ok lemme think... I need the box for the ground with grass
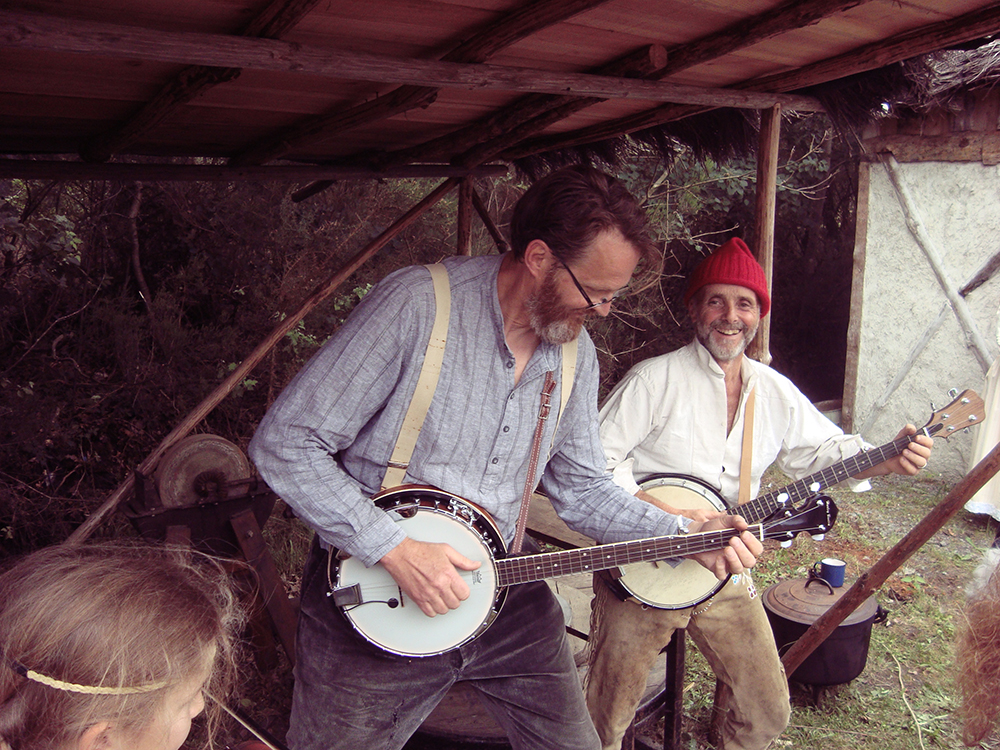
[220,470,999,750]
[651,470,998,750]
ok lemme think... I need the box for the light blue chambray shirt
[248,254,683,567]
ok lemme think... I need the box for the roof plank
[230,0,613,166]
[507,2,1000,157]
[80,0,323,162]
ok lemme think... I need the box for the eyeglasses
[558,260,629,310]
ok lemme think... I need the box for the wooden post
[457,177,474,255]
[781,440,1000,675]
[748,104,780,366]
[64,177,461,544]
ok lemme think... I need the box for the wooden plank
[472,187,509,253]
[752,3,1000,94]
[0,159,508,181]
[652,0,872,80]
[230,508,298,665]
[862,133,1000,164]
[457,177,473,256]
[0,11,825,111]
[842,159,870,434]
[380,44,667,169]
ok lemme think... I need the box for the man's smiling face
[689,283,760,363]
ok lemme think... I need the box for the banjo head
[616,474,730,610]
[336,486,507,657]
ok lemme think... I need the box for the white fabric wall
[850,160,1000,482]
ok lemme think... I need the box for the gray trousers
[288,538,600,750]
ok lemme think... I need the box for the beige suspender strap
[738,386,756,505]
[550,337,578,451]
[381,264,450,490]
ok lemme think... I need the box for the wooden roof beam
[0,160,509,182]
[0,11,823,111]
[506,2,1000,158]
[79,0,322,163]
[228,0,613,167]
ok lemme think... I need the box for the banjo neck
[496,527,753,588]
[738,427,937,525]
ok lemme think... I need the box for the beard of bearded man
[695,316,759,363]
[527,266,591,345]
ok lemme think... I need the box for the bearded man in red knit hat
[585,237,934,750]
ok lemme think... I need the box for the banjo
[613,389,984,610]
[331,484,837,657]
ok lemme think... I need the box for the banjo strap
[510,371,556,554]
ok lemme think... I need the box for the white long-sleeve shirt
[599,339,870,504]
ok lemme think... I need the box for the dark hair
[508,165,659,268]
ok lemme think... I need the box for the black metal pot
[762,575,885,686]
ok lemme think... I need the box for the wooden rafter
[79,0,322,163]
[228,0,612,166]
[506,2,1000,158]
[0,11,823,111]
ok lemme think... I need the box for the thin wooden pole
[780,440,1000,675]
[472,187,509,253]
[457,177,474,256]
[748,103,780,366]
[882,154,993,371]
[65,177,461,544]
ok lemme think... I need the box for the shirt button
[506,360,514,369]
[491,457,499,464]
[503,426,510,433]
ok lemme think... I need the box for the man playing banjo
[587,237,934,750]
[249,167,762,750]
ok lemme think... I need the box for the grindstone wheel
[154,434,252,509]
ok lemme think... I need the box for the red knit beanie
[683,237,771,316]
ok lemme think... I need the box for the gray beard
[695,319,758,362]
[526,270,586,345]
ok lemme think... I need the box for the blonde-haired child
[0,542,243,750]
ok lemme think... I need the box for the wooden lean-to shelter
[5,4,1000,748]
[3,0,999,538]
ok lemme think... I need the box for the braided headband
[12,662,167,696]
